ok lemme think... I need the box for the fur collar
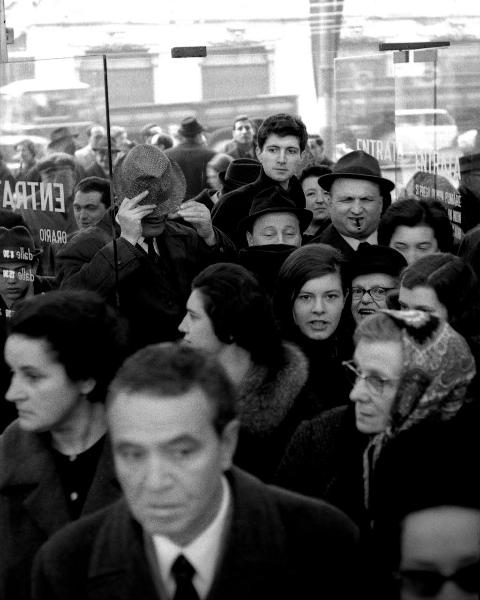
[236,342,309,433]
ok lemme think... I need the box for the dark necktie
[146,237,157,259]
[171,554,200,600]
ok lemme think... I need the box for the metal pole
[0,0,8,63]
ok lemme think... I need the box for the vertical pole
[0,0,8,63]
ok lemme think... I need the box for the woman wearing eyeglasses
[350,243,407,324]
[275,309,475,534]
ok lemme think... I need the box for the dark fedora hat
[37,152,76,173]
[218,158,261,193]
[238,187,312,234]
[47,126,78,149]
[350,242,407,279]
[0,226,41,263]
[178,116,204,137]
[318,150,395,192]
[112,144,186,217]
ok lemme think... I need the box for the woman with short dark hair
[0,290,128,600]
[378,198,454,265]
[178,262,317,482]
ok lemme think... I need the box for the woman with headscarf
[275,310,476,530]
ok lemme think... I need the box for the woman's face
[293,273,346,341]
[389,225,439,265]
[349,340,404,435]
[399,506,480,600]
[4,334,93,433]
[178,289,224,354]
[398,285,449,322]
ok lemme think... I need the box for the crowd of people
[0,111,479,599]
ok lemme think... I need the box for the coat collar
[83,469,290,599]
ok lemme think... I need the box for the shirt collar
[340,230,378,250]
[152,476,231,598]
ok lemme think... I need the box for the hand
[173,200,216,246]
[117,191,157,246]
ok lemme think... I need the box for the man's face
[109,388,238,546]
[141,213,167,238]
[73,190,108,229]
[41,166,76,200]
[351,273,397,324]
[89,126,105,148]
[17,144,35,165]
[0,261,36,305]
[232,119,254,145]
[246,212,302,247]
[94,148,114,173]
[256,134,303,189]
[301,175,329,224]
[328,178,383,239]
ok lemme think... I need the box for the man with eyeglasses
[349,243,407,324]
[310,150,395,260]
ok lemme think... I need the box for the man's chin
[142,220,166,237]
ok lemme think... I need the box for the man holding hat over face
[57,144,235,350]
[165,116,216,200]
[310,150,394,260]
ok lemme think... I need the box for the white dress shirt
[340,230,378,250]
[152,477,231,599]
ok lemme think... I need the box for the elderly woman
[0,290,127,600]
[178,262,318,482]
[275,309,476,530]
[274,243,354,411]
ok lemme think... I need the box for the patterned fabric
[363,309,476,512]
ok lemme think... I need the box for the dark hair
[378,197,454,252]
[299,165,333,183]
[152,133,174,150]
[192,263,285,371]
[9,290,128,402]
[275,244,350,338]
[14,139,36,157]
[74,176,111,208]
[0,209,28,229]
[108,342,236,435]
[400,252,480,336]
[256,113,308,152]
[232,115,252,130]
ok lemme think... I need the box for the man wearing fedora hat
[237,187,312,296]
[57,144,235,350]
[165,116,217,200]
[212,113,308,249]
[85,135,121,179]
[309,150,394,260]
[47,127,79,156]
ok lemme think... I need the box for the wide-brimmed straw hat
[113,144,186,217]
[318,150,395,192]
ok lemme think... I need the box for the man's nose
[277,149,287,163]
[5,374,25,404]
[350,198,363,214]
[144,454,175,490]
[349,377,369,403]
[178,315,188,334]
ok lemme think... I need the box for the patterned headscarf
[363,309,476,512]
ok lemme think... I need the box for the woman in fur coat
[178,262,319,482]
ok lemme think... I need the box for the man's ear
[246,231,254,246]
[219,418,240,471]
[255,145,262,160]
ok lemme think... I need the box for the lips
[308,320,329,330]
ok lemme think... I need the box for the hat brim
[238,206,312,235]
[318,172,395,192]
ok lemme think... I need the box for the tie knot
[171,554,195,581]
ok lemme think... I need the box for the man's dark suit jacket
[211,169,306,249]
[308,224,357,261]
[32,468,359,600]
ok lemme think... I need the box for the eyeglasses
[351,286,395,303]
[342,360,398,395]
[395,561,480,597]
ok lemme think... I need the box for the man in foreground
[32,343,359,600]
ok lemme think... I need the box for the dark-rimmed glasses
[351,286,395,303]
